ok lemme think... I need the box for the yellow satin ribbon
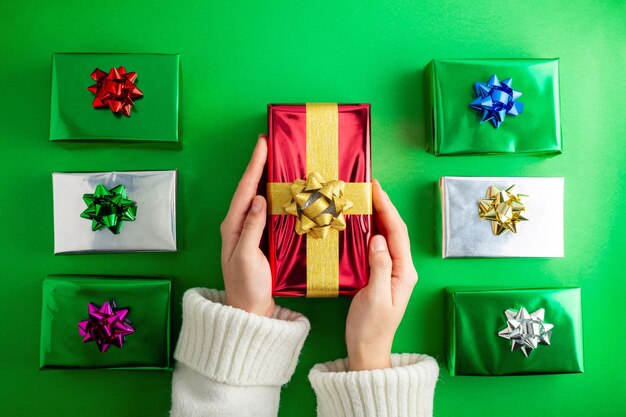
[268,103,372,297]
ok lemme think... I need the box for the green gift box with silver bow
[425,58,562,155]
[445,287,584,376]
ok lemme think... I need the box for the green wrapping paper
[446,287,583,376]
[40,276,171,370]
[426,59,562,155]
[49,53,180,142]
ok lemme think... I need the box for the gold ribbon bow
[268,103,372,297]
[285,172,352,239]
[478,184,529,235]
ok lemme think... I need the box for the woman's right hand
[345,179,418,371]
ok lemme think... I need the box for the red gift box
[266,103,372,297]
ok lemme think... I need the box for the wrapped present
[425,59,562,155]
[446,287,584,376]
[49,53,179,142]
[40,276,171,370]
[438,176,564,258]
[52,170,177,253]
[266,103,373,297]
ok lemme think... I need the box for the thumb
[236,195,267,253]
[367,235,392,295]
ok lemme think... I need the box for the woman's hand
[220,134,275,317]
[345,179,418,371]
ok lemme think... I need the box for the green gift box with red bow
[49,53,180,142]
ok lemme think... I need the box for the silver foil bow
[498,307,554,357]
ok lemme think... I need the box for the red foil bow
[88,67,143,117]
[78,300,135,352]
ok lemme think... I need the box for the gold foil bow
[268,103,372,297]
[284,172,353,239]
[478,184,529,235]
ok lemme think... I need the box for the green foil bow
[81,184,137,234]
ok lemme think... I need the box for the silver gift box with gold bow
[438,176,564,258]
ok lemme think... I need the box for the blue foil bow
[469,74,523,128]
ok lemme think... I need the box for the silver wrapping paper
[439,176,564,258]
[53,170,177,254]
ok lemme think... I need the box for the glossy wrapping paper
[53,170,177,253]
[266,104,372,297]
[49,53,180,141]
[426,58,562,155]
[40,276,171,370]
[438,176,564,258]
[446,287,584,376]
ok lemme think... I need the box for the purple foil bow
[469,74,523,128]
[78,300,135,352]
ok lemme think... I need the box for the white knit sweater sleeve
[170,288,310,417]
[308,354,439,417]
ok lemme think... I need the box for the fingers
[221,135,268,255]
[228,134,268,218]
[235,195,267,255]
[366,235,392,297]
[372,179,412,272]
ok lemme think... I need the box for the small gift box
[52,170,177,254]
[266,103,373,297]
[438,176,564,258]
[40,276,171,370]
[446,287,584,376]
[425,58,562,155]
[49,53,180,142]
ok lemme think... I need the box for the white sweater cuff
[308,353,439,417]
[174,288,310,387]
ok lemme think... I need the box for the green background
[1,0,624,416]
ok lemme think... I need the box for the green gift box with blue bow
[425,58,562,155]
